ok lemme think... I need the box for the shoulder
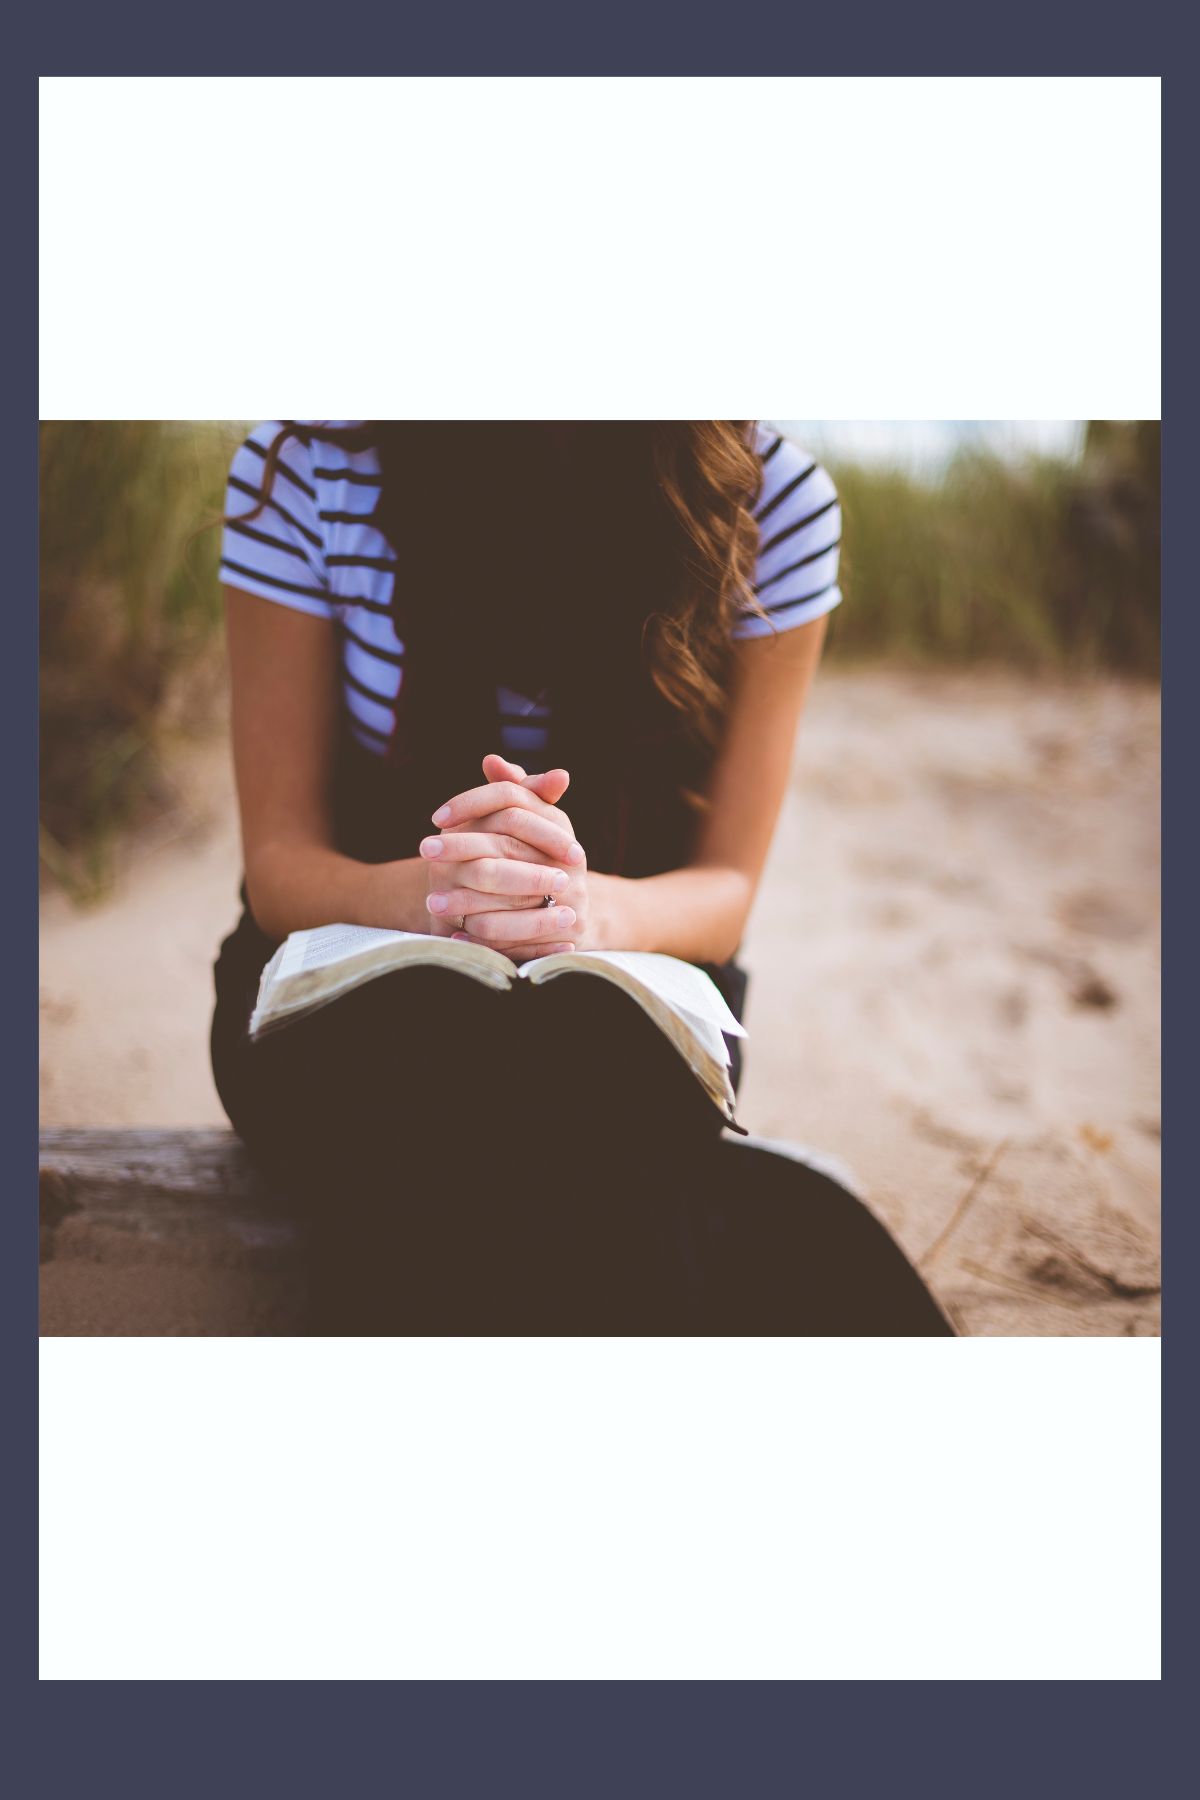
[229,421,384,497]
[300,421,382,484]
[732,427,843,640]
[221,424,332,614]
[228,421,320,507]
[751,425,839,539]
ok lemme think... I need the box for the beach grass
[824,424,1159,674]
[39,421,245,895]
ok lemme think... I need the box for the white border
[40,1338,1160,1680]
[39,76,1160,420]
[38,74,1162,1682]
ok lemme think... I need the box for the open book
[250,924,749,1130]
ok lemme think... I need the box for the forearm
[245,840,431,942]
[591,865,754,964]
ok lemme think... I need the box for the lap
[212,953,727,1331]
[213,951,722,1188]
[209,921,951,1335]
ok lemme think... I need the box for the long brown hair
[235,421,770,873]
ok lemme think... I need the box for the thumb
[482,751,527,783]
[482,751,570,807]
[522,767,570,805]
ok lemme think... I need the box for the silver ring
[541,893,556,908]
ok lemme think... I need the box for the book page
[276,924,434,982]
[520,950,747,1038]
[253,933,741,1123]
[252,926,517,1037]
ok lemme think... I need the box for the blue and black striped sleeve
[733,431,843,639]
[219,422,333,619]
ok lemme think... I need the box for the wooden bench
[40,1127,1162,1339]
[39,1126,879,1337]
[40,1129,308,1336]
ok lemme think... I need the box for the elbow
[710,927,748,966]
[709,869,755,964]
[244,875,287,944]
[243,844,296,943]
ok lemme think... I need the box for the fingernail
[549,870,568,892]
[420,836,443,857]
[567,843,585,865]
[557,907,576,928]
[427,893,448,914]
[432,805,451,825]
[451,931,470,941]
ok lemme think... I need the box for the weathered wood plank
[41,1126,274,1201]
[39,1129,307,1335]
[40,1128,297,1244]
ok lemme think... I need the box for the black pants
[212,925,953,1336]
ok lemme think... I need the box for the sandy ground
[40,669,1161,1336]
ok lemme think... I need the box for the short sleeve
[220,422,333,619]
[733,432,843,639]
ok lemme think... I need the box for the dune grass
[824,424,1160,673]
[39,420,1159,898]
[39,421,245,895]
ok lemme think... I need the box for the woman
[213,421,950,1335]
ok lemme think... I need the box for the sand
[39,669,1161,1336]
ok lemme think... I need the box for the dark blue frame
[16,8,1175,1777]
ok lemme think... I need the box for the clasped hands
[419,752,590,963]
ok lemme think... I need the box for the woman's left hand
[425,754,592,962]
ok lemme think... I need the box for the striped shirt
[220,421,842,762]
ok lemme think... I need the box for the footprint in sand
[1055,889,1149,942]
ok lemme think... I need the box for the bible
[250,924,749,1130]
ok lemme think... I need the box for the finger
[480,752,570,810]
[468,805,581,861]
[458,904,577,946]
[419,822,572,865]
[437,858,570,899]
[432,780,564,830]
[428,890,536,920]
[429,890,560,921]
[481,752,527,783]
[431,817,582,871]
[522,768,571,806]
[485,807,581,861]
[428,881,569,924]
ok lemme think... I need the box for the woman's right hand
[419,755,583,953]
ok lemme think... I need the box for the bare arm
[225,587,432,940]
[588,616,829,962]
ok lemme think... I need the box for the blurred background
[39,421,1161,1334]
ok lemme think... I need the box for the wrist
[245,844,431,940]
[355,856,431,933]
[588,871,637,952]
